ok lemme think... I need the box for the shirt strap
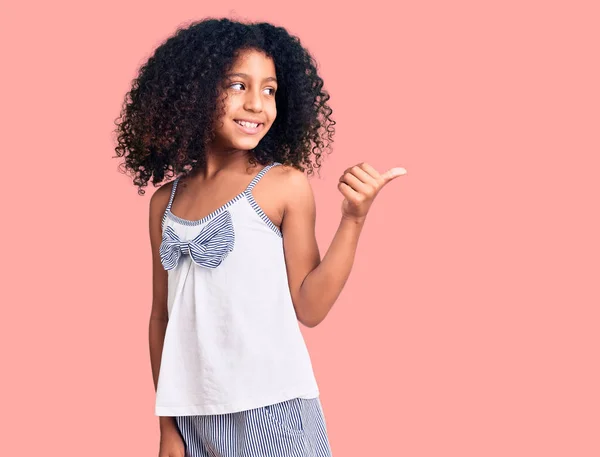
[245,162,281,192]
[161,177,181,229]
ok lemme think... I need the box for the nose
[243,88,263,112]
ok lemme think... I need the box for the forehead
[228,49,276,77]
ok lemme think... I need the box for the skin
[148,49,407,456]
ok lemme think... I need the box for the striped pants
[175,397,332,457]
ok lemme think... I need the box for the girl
[114,17,406,457]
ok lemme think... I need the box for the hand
[338,162,407,222]
[158,426,185,457]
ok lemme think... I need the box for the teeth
[236,120,259,128]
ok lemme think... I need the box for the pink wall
[2,1,599,455]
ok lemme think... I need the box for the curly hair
[113,17,335,195]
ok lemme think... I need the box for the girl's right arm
[148,184,179,435]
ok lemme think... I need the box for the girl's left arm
[281,163,406,328]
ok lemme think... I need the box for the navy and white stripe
[161,175,181,229]
[244,162,282,236]
[245,162,280,191]
[160,209,235,270]
[174,397,332,457]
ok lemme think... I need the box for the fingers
[357,162,383,182]
[337,181,360,201]
[341,163,406,193]
[340,165,380,199]
[339,171,371,195]
[339,162,405,200]
[351,162,406,186]
[343,165,378,186]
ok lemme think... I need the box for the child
[114,17,406,457]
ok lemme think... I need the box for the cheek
[214,101,236,129]
[268,102,277,122]
[223,98,237,117]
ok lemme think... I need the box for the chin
[231,137,262,150]
[231,129,268,147]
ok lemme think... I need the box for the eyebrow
[225,73,278,83]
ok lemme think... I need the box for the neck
[191,147,255,181]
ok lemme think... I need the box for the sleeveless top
[154,162,320,416]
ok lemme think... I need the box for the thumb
[381,167,407,183]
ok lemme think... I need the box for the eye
[229,82,276,96]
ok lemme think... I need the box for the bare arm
[281,163,406,328]
[148,184,178,433]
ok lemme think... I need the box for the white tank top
[155,162,320,416]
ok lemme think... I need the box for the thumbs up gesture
[338,162,407,222]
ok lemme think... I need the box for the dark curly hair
[113,17,335,195]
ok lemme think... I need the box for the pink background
[2,0,599,455]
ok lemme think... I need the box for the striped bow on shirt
[159,210,235,270]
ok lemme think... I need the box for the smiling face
[211,48,278,153]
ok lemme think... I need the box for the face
[212,48,278,152]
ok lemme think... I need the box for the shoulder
[269,164,313,200]
[149,178,177,217]
[271,165,314,213]
[148,179,177,248]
